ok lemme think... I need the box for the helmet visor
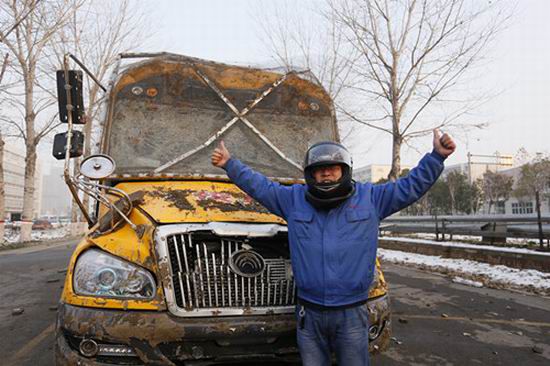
[305,143,352,168]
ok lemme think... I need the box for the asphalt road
[1,239,549,365]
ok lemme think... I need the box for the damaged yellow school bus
[53,53,391,365]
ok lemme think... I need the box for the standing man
[211,130,456,366]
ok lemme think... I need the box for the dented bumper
[55,303,299,365]
[55,294,390,365]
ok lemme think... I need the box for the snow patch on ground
[378,248,550,295]
[380,236,550,256]
[3,226,70,244]
[393,232,545,248]
[452,276,484,288]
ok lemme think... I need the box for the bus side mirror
[52,131,84,160]
[56,70,85,124]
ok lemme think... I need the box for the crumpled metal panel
[103,55,338,179]
[112,181,286,224]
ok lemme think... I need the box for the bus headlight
[73,249,156,299]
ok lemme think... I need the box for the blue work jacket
[223,151,445,306]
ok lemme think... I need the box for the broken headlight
[73,249,156,299]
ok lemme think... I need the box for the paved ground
[373,263,550,365]
[0,239,549,365]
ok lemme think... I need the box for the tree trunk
[0,134,5,244]
[448,187,456,215]
[535,191,543,250]
[388,57,401,182]
[21,142,37,241]
[388,133,402,181]
[70,159,81,223]
[20,76,37,242]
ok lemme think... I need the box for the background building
[492,165,550,215]
[3,143,42,220]
[443,152,549,215]
[40,164,71,217]
[443,152,514,183]
[354,164,413,183]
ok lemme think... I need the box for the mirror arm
[65,175,95,228]
[75,177,138,232]
[95,184,138,231]
[68,54,107,92]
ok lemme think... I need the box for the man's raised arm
[211,140,293,219]
[372,129,457,219]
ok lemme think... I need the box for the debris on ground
[452,277,484,288]
[11,308,24,316]
[391,337,403,345]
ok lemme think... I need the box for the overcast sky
[42,0,550,172]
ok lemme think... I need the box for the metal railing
[380,214,550,241]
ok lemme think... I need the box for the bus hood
[113,181,286,225]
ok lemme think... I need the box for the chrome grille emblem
[229,249,265,278]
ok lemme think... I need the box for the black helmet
[304,141,355,209]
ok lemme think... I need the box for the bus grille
[165,233,296,311]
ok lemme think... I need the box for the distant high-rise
[41,164,71,217]
[2,144,42,220]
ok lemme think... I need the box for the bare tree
[254,0,359,142]
[514,156,550,250]
[446,170,462,214]
[0,130,4,244]
[0,0,81,241]
[0,54,7,243]
[47,0,150,226]
[328,0,510,180]
[481,170,513,214]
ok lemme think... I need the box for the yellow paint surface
[61,208,165,310]
[113,180,286,224]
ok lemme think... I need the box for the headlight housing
[73,249,156,299]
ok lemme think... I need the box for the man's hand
[211,140,231,168]
[433,129,456,158]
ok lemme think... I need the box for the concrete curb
[0,235,83,256]
[379,238,550,273]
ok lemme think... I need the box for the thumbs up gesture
[433,129,456,158]
[211,140,231,168]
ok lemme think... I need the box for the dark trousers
[296,303,371,366]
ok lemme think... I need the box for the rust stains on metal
[91,190,147,238]
[195,190,270,214]
[366,297,392,354]
[157,257,173,292]
[61,306,186,348]
[147,186,194,211]
[145,185,271,214]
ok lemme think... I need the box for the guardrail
[380,214,550,242]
